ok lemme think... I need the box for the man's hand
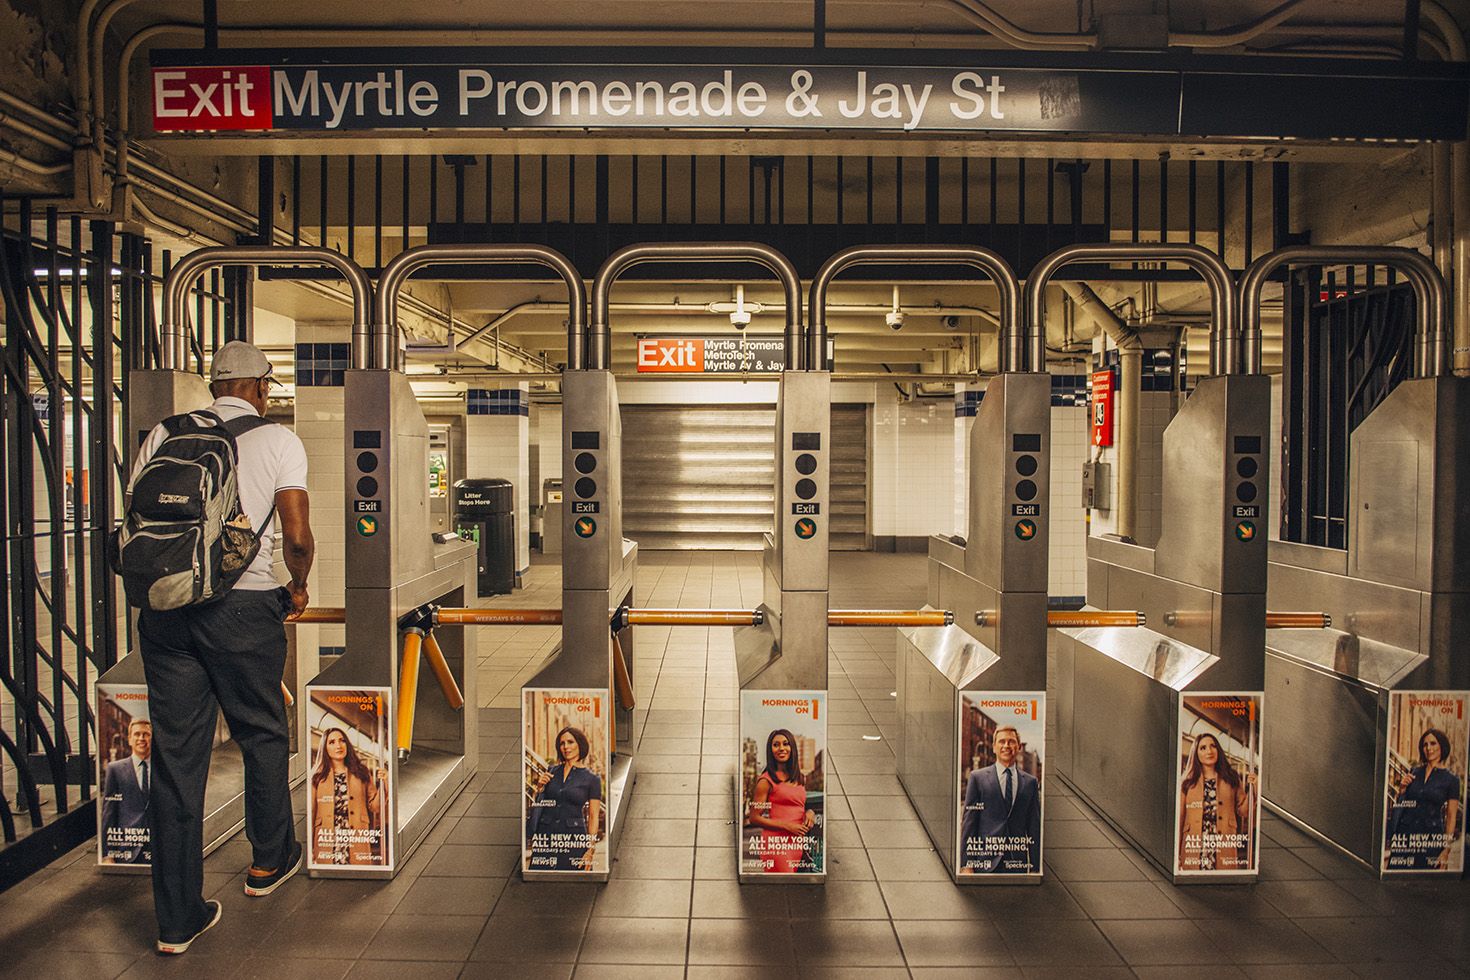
[286,580,310,621]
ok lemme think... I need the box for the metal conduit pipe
[1422,2,1470,375]
[1239,246,1449,378]
[809,245,1022,373]
[374,243,586,372]
[160,246,372,371]
[1025,243,1238,375]
[591,243,803,371]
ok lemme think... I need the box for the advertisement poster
[1175,692,1262,876]
[97,684,153,867]
[1382,691,1468,874]
[957,693,1044,875]
[523,688,611,875]
[306,687,393,871]
[739,691,826,876]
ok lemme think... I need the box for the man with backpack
[120,340,315,954]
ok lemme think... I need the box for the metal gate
[621,403,868,551]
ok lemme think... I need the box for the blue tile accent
[954,389,985,417]
[295,342,349,387]
[1048,595,1087,611]
[1050,373,1088,407]
[468,388,529,416]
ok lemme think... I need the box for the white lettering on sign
[636,339,703,372]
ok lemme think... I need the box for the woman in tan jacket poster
[311,727,387,866]
[1178,732,1256,871]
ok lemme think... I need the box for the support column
[293,326,350,660]
[466,385,531,583]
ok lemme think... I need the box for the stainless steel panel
[1266,628,1425,690]
[1262,654,1384,866]
[1154,374,1271,595]
[775,371,831,592]
[562,371,623,591]
[964,372,1051,595]
[124,370,212,455]
[739,590,829,690]
[1349,376,1470,594]
[1268,540,1348,576]
[900,622,1000,689]
[1086,534,1156,577]
[1267,561,1423,657]
[344,370,434,586]
[1063,647,1180,873]
[1060,625,1216,691]
[897,630,963,879]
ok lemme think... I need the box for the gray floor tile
[397,874,506,916]
[492,878,599,917]
[996,918,1124,966]
[1068,880,1189,919]
[470,913,586,962]
[591,877,692,917]
[1214,917,1338,965]
[419,843,519,878]
[229,958,354,980]
[792,919,905,967]
[1045,847,1150,882]
[786,879,891,919]
[346,961,464,980]
[578,916,689,964]
[264,912,388,959]
[1096,918,1224,965]
[690,879,792,918]
[687,917,797,964]
[866,846,949,882]
[894,918,1013,967]
[363,912,487,961]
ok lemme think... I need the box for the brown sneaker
[244,841,303,897]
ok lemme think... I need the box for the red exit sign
[153,66,272,131]
[636,339,705,372]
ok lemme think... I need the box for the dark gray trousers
[138,586,296,940]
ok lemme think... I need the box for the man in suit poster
[99,690,154,866]
[958,694,1043,875]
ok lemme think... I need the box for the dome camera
[943,314,960,329]
[885,310,906,331]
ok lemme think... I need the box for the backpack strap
[218,414,280,542]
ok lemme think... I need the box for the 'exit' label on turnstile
[1011,504,1040,517]
[1233,505,1259,518]
[792,503,820,515]
[354,499,381,513]
[572,501,600,514]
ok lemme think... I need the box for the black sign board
[148,48,1469,141]
[792,503,820,515]
[572,501,600,514]
[354,499,381,513]
[1012,503,1041,517]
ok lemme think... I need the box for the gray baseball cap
[210,340,280,384]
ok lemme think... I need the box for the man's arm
[275,488,314,619]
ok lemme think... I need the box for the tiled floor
[2,552,1467,978]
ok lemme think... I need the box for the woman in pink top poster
[745,729,816,873]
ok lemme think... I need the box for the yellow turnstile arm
[422,630,466,711]
[397,629,424,757]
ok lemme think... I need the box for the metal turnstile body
[522,369,637,882]
[1055,373,1271,883]
[735,370,831,883]
[309,368,478,879]
[97,369,315,871]
[901,371,1051,883]
[1265,374,1470,874]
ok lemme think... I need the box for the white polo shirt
[130,396,309,591]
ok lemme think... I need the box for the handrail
[809,245,1025,372]
[1024,243,1239,376]
[590,243,803,371]
[1239,245,1448,378]
[375,244,586,372]
[161,246,372,372]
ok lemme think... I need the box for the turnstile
[96,248,367,873]
[1248,246,1469,878]
[1048,243,1270,884]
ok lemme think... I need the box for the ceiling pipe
[1420,3,1469,376]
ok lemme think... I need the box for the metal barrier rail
[974,610,1146,628]
[829,610,954,627]
[298,606,957,629]
[1266,611,1333,629]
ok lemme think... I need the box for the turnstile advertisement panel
[97,683,153,868]
[522,688,611,875]
[1173,693,1263,878]
[1382,690,1468,875]
[305,687,394,872]
[958,692,1044,877]
[739,691,826,877]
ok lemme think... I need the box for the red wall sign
[152,66,273,131]
[636,339,705,373]
[1091,369,1115,447]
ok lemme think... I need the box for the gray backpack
[114,411,275,611]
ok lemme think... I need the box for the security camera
[729,309,752,329]
[885,310,906,331]
[943,315,960,330]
